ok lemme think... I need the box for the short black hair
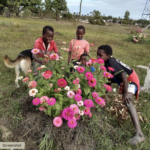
[80,53,89,60]
[77,25,85,33]
[43,26,54,34]
[98,45,112,56]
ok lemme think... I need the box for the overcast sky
[66,0,147,20]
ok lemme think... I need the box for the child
[32,26,61,66]
[68,25,89,64]
[97,45,145,145]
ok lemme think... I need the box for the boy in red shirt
[33,26,61,65]
[97,45,145,145]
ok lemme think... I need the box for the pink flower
[75,88,82,94]
[103,84,107,88]
[22,77,29,83]
[95,97,105,107]
[53,117,63,127]
[84,99,93,108]
[100,66,106,71]
[97,58,104,64]
[37,67,42,70]
[34,73,37,75]
[67,91,75,98]
[47,98,56,106]
[85,72,93,80]
[28,81,37,89]
[92,92,98,98]
[31,48,40,54]
[103,72,113,78]
[104,84,112,91]
[50,53,59,60]
[40,96,49,104]
[32,98,40,105]
[62,107,74,120]
[74,114,80,120]
[88,78,97,87]
[67,119,77,128]
[77,101,83,107]
[76,66,85,73]
[73,79,79,85]
[90,44,94,46]
[28,70,32,73]
[50,83,53,87]
[86,61,92,66]
[74,94,82,101]
[57,78,67,87]
[83,107,90,115]
[90,58,97,64]
[59,111,63,118]
[89,112,92,117]
[42,70,53,79]
[39,106,46,111]
[70,104,79,114]
[108,67,114,72]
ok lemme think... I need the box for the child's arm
[84,42,90,54]
[32,54,46,65]
[121,72,131,104]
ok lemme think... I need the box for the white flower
[62,42,66,44]
[74,65,78,69]
[41,65,46,68]
[79,110,84,116]
[60,56,63,59]
[29,89,38,97]
[64,86,70,91]
[18,76,23,80]
[56,58,59,61]
[62,75,64,78]
[77,101,83,107]
[58,88,61,91]
[113,88,116,92]
[61,67,65,70]
[78,84,81,88]
[76,62,81,65]
[76,46,81,49]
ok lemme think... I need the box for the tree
[0,0,7,15]
[45,0,52,11]
[107,15,112,19]
[113,17,117,23]
[123,10,130,24]
[52,0,67,21]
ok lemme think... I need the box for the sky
[66,0,147,20]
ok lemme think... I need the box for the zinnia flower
[73,79,79,85]
[47,98,56,106]
[75,88,82,94]
[39,106,46,111]
[70,104,79,114]
[76,66,85,73]
[88,78,97,87]
[104,84,112,91]
[41,65,46,68]
[79,110,84,116]
[108,67,114,71]
[100,66,106,71]
[84,99,93,108]
[18,76,23,80]
[95,97,105,107]
[74,94,82,101]
[85,72,93,80]
[28,70,32,73]
[67,119,77,128]
[50,83,53,87]
[90,58,97,64]
[50,53,59,60]
[67,91,75,98]
[103,72,113,78]
[92,92,98,98]
[28,81,37,89]
[57,78,67,87]
[64,86,70,91]
[86,61,92,66]
[22,77,29,83]
[89,112,92,117]
[31,48,40,54]
[84,107,90,115]
[77,101,84,107]
[53,117,63,127]
[62,107,74,120]
[40,96,49,104]
[42,70,53,79]
[90,44,94,46]
[32,97,40,105]
[74,114,80,120]
[37,67,42,70]
[74,65,79,69]
[97,58,104,64]
[29,88,38,97]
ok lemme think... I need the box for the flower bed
[23,50,114,128]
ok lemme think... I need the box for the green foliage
[62,11,73,20]
[22,8,32,18]
[123,10,130,24]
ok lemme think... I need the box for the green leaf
[83,87,90,95]
[47,107,51,116]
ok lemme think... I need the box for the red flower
[57,78,67,87]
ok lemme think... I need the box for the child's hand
[40,60,47,65]
[123,92,131,104]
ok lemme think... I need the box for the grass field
[0,17,150,150]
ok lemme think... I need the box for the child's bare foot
[129,134,145,145]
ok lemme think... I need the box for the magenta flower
[74,94,82,101]
[103,72,113,78]
[88,78,97,87]
[32,98,40,105]
[77,66,85,73]
[47,98,56,106]
[83,107,90,115]
[31,48,40,54]
[84,99,93,108]
[70,104,79,114]
[28,81,37,89]
[85,72,93,80]
[62,107,74,120]
[100,66,106,71]
[97,58,104,64]
[67,119,77,128]
[67,91,75,98]
[75,88,82,94]
[22,77,29,83]
[74,114,80,120]
[40,96,49,104]
[95,97,105,107]
[39,106,46,111]
[53,117,63,127]
[92,92,98,98]
[108,67,114,72]
[89,112,92,117]
[73,79,79,85]
[104,84,112,91]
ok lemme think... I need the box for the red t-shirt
[33,37,58,58]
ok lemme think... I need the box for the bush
[22,9,32,18]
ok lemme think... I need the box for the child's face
[76,29,85,40]
[97,49,110,62]
[42,29,54,44]
[80,56,87,66]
